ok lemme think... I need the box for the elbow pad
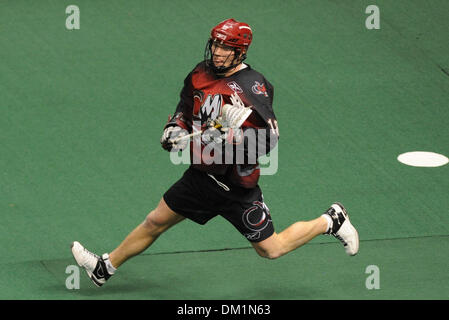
[164,112,191,131]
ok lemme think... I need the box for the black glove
[201,120,243,145]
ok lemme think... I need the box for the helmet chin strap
[212,57,241,75]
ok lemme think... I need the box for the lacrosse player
[71,19,359,287]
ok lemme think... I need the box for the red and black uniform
[175,61,278,188]
[163,62,279,242]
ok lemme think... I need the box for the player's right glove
[160,112,190,152]
[161,126,188,151]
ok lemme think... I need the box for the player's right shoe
[71,241,112,287]
[323,202,359,256]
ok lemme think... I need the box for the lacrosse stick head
[221,104,252,128]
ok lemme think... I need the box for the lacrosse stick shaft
[169,123,222,144]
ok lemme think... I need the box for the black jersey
[174,61,279,188]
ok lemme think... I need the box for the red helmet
[205,19,252,74]
[210,18,253,49]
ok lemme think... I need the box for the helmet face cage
[204,38,247,75]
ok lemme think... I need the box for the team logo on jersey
[227,81,243,93]
[251,81,268,97]
[200,94,222,120]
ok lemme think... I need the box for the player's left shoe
[71,241,113,287]
[323,202,359,256]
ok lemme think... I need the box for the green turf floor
[1,0,448,300]
[1,236,448,300]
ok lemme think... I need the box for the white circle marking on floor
[397,151,449,167]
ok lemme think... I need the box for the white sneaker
[323,203,359,256]
[71,241,112,287]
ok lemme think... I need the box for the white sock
[102,254,117,275]
[321,214,333,233]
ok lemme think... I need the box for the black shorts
[163,166,274,242]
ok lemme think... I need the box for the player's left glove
[201,119,243,145]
